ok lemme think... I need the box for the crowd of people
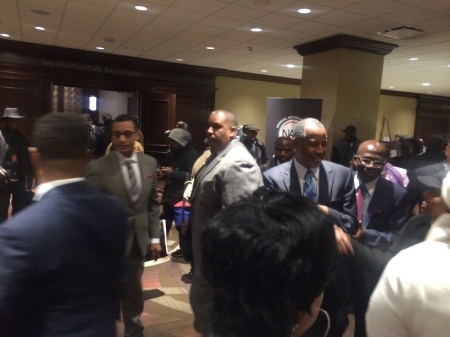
[0,108,449,337]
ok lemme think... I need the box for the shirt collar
[293,158,319,179]
[116,151,138,165]
[33,178,85,201]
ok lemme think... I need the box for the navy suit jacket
[362,177,410,248]
[263,159,359,234]
[0,182,127,337]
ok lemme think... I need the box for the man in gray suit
[263,118,358,337]
[86,114,161,337]
[189,110,263,336]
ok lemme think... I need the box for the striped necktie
[303,169,317,202]
[125,160,140,203]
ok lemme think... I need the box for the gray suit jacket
[263,159,359,234]
[190,141,263,275]
[85,152,160,257]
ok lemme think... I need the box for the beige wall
[375,95,417,142]
[215,76,417,149]
[215,76,301,143]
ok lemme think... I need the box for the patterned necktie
[303,169,317,202]
[359,184,370,228]
[125,160,140,203]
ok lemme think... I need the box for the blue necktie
[304,169,317,202]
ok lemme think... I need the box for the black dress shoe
[171,249,184,258]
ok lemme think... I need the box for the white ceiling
[1,0,449,96]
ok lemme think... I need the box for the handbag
[173,199,191,231]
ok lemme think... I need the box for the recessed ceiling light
[35,26,45,31]
[261,69,268,73]
[96,46,105,50]
[206,46,215,50]
[135,6,147,11]
[251,28,262,32]
[286,64,295,68]
[389,86,394,89]
[0,33,10,37]
[298,8,311,14]
[409,57,418,61]
[422,82,431,86]
[176,58,183,61]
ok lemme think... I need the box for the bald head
[357,141,388,159]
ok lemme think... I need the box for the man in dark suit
[0,113,127,337]
[189,110,263,336]
[263,117,358,337]
[86,114,161,337]
[352,140,410,248]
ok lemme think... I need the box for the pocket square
[147,172,153,179]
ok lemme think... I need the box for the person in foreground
[366,170,450,337]
[86,114,161,337]
[0,113,127,337]
[202,188,337,337]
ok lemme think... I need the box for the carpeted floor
[116,232,200,337]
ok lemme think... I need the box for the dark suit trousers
[0,179,28,222]
[122,237,145,337]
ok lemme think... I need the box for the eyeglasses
[112,131,136,139]
[355,155,386,169]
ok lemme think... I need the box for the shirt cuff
[150,238,160,244]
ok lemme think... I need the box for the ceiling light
[135,6,147,11]
[251,28,262,32]
[96,46,105,50]
[176,58,183,61]
[286,64,295,68]
[1,33,10,37]
[261,69,268,73]
[206,46,215,50]
[409,57,418,61]
[422,82,430,86]
[389,86,394,89]
[298,8,311,14]
[35,26,45,31]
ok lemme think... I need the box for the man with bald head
[352,140,410,248]
[189,110,263,336]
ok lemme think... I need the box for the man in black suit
[263,117,358,337]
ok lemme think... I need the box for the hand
[160,167,173,176]
[334,225,354,256]
[352,227,366,241]
[317,204,329,215]
[149,243,162,261]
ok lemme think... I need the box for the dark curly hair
[201,188,337,337]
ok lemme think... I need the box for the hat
[342,125,356,133]
[1,107,24,120]
[417,170,447,190]
[243,124,259,132]
[168,128,191,147]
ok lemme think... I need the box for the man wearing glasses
[352,140,411,248]
[86,114,161,337]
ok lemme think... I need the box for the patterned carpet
[116,233,200,337]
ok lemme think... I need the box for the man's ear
[28,147,40,168]
[230,125,237,138]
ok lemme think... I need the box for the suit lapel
[288,161,301,193]
[318,162,331,205]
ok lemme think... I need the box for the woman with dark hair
[201,188,337,337]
